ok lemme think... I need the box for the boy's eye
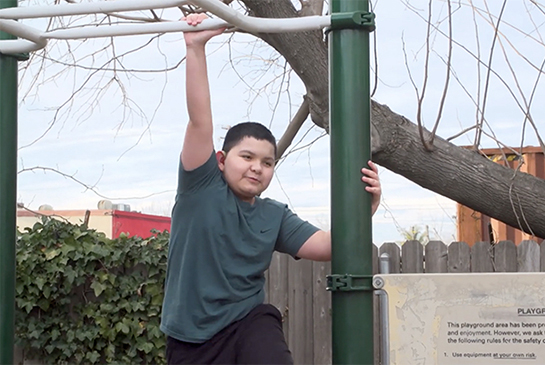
[242,155,251,160]
[264,162,273,167]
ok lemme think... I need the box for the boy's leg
[167,337,210,365]
[166,322,238,365]
[235,304,294,365]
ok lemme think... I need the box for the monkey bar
[0,0,330,53]
[0,1,373,364]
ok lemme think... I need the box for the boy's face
[217,136,276,204]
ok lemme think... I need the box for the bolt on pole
[328,0,375,364]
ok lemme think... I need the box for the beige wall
[17,209,114,238]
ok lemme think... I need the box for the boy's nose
[250,162,261,173]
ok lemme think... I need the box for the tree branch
[276,97,310,159]
[18,167,173,201]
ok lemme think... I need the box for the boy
[160,13,381,365]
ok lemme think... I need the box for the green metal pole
[0,0,19,363]
[329,1,374,364]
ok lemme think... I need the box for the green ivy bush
[15,217,168,364]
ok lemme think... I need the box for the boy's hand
[362,161,381,215]
[183,13,225,48]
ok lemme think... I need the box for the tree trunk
[241,0,545,239]
[371,102,545,239]
[241,0,329,130]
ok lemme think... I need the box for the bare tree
[15,0,545,237]
[240,0,545,239]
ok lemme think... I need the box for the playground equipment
[0,0,374,364]
[0,0,334,53]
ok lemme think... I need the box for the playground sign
[374,273,545,364]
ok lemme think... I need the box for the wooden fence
[264,239,545,365]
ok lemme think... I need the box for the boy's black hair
[222,122,277,156]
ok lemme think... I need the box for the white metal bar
[0,0,331,55]
[45,18,229,40]
[0,0,189,19]
[190,0,330,33]
[0,19,46,45]
[0,18,230,54]
[0,19,46,54]
[0,39,44,54]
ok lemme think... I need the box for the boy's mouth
[245,176,260,184]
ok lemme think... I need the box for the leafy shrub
[15,217,168,364]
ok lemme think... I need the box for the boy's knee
[235,304,292,364]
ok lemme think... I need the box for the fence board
[264,267,269,303]
[541,240,545,272]
[312,261,331,365]
[267,253,290,340]
[494,240,517,272]
[448,242,470,272]
[471,241,494,272]
[379,242,400,273]
[402,240,424,273]
[373,244,379,274]
[288,258,314,365]
[425,241,447,273]
[518,240,540,272]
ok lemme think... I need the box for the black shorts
[166,304,293,365]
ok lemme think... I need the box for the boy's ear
[216,151,226,171]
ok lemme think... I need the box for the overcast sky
[13,0,544,244]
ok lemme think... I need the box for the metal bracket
[0,52,29,61]
[326,274,374,292]
[328,11,376,33]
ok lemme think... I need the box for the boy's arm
[296,230,332,262]
[296,161,381,262]
[181,14,225,171]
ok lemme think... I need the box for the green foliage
[15,217,168,364]
[399,224,430,245]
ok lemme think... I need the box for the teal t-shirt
[160,152,319,343]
